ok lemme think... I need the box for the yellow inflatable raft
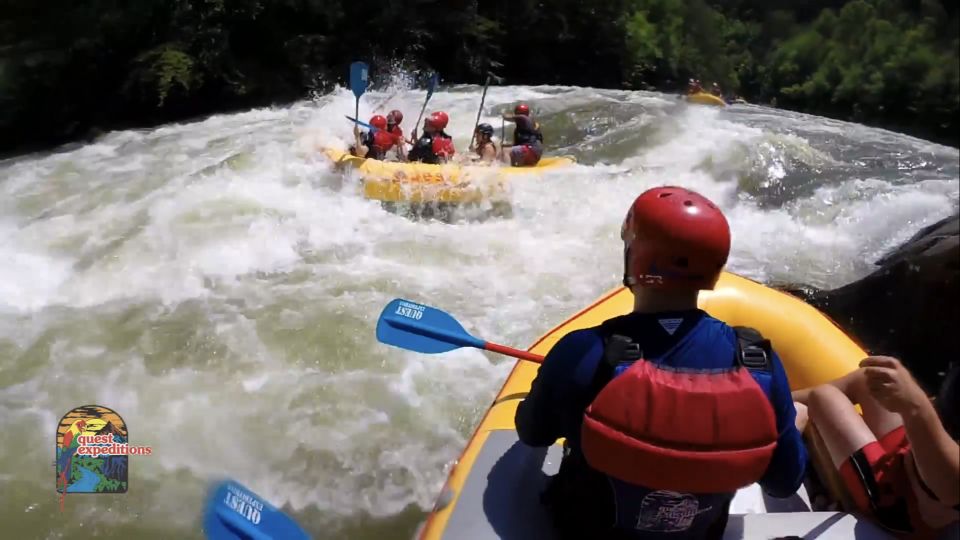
[322,148,576,204]
[687,92,727,107]
[417,272,895,539]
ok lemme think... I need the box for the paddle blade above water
[426,73,439,101]
[349,62,369,99]
[376,299,485,354]
[203,480,311,540]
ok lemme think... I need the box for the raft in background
[416,271,897,540]
[687,92,728,107]
[322,147,576,204]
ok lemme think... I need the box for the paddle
[349,61,369,124]
[375,299,544,363]
[469,74,493,150]
[411,73,440,140]
[344,115,403,142]
[202,479,312,540]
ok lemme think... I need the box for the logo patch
[658,318,683,335]
[55,404,152,511]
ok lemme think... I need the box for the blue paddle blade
[376,299,485,354]
[203,480,311,540]
[426,73,439,100]
[350,62,369,99]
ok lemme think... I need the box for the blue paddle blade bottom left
[203,480,311,540]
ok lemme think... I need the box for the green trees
[1,0,957,155]
[620,0,958,143]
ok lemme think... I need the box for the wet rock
[780,213,959,393]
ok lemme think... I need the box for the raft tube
[417,272,896,539]
[322,148,576,204]
[687,92,727,107]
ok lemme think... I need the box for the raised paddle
[411,73,440,139]
[375,299,544,363]
[202,479,312,540]
[469,74,493,150]
[349,61,369,123]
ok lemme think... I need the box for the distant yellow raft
[687,92,727,107]
[322,148,576,204]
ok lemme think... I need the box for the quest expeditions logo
[55,404,152,510]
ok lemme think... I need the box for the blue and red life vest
[513,116,543,146]
[408,131,454,164]
[580,325,779,495]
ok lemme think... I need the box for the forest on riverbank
[2,0,957,156]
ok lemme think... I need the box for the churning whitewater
[1,80,957,540]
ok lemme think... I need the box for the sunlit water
[1,78,957,539]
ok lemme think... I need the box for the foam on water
[0,79,957,539]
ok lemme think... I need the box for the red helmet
[370,115,388,130]
[426,111,449,130]
[387,110,403,125]
[621,186,730,291]
[514,103,530,116]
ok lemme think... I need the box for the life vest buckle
[740,345,768,370]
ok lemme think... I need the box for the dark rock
[778,213,959,393]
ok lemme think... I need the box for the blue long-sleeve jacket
[516,310,807,499]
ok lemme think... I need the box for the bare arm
[902,397,960,505]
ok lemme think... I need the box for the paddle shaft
[412,75,437,138]
[469,75,492,150]
[386,313,544,363]
[485,342,544,363]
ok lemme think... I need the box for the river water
[1,81,957,539]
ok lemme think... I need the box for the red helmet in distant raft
[621,186,730,290]
[387,110,404,125]
[425,111,449,130]
[514,103,530,116]
[369,115,388,130]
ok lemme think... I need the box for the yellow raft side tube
[687,92,727,107]
[323,148,576,203]
[419,271,867,539]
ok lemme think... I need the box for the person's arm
[758,350,808,498]
[515,329,600,447]
[861,356,960,505]
[903,399,960,505]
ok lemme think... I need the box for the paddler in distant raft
[405,111,456,164]
[515,186,808,540]
[500,103,544,167]
[349,114,398,160]
[386,110,407,159]
[466,123,498,164]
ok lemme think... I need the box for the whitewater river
[1,81,958,539]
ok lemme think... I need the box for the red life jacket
[372,131,395,152]
[580,328,779,494]
[432,135,455,159]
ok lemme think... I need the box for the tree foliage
[1,0,957,154]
